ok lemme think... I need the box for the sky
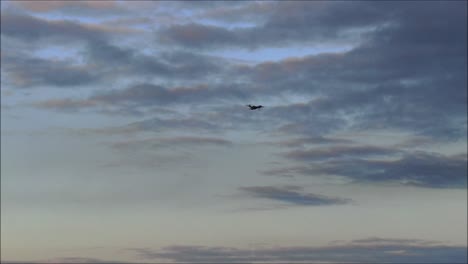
[1,1,467,263]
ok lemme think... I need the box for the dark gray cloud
[130,238,467,263]
[235,74,466,140]
[281,151,467,189]
[1,13,112,43]
[1,53,99,88]
[245,44,466,138]
[239,185,351,206]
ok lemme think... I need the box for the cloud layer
[130,238,467,263]
[1,2,466,262]
[3,1,463,190]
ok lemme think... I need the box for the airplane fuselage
[248,105,263,110]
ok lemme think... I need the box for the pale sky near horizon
[1,1,467,263]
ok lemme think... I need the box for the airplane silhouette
[247,104,263,110]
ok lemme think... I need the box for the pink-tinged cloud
[1,13,136,43]
[34,99,98,111]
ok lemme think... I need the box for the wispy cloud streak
[239,185,351,206]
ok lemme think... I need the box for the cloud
[243,57,465,139]
[194,1,274,24]
[2,256,125,263]
[222,1,465,139]
[261,101,350,137]
[42,257,118,263]
[0,13,127,43]
[5,2,466,188]
[239,185,351,206]
[33,98,98,111]
[129,238,467,263]
[2,14,224,88]
[2,53,99,88]
[273,136,353,148]
[9,0,122,13]
[350,237,441,246]
[2,4,466,262]
[84,41,226,80]
[157,1,466,52]
[156,1,392,50]
[19,0,465,143]
[33,81,248,114]
[1,14,144,89]
[89,83,246,107]
[111,136,232,150]
[83,116,223,136]
[283,145,399,161]
[128,115,227,134]
[158,23,239,50]
[280,151,467,189]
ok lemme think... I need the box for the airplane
[247,104,264,110]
